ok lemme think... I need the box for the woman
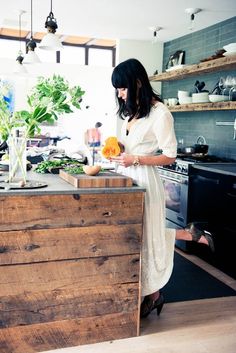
[110,58,214,318]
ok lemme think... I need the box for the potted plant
[0,75,85,185]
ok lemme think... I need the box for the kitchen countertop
[192,163,236,177]
[0,169,145,195]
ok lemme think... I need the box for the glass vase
[8,127,27,184]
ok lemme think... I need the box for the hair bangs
[111,68,128,89]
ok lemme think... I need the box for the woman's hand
[111,153,135,168]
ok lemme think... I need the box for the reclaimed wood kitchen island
[0,171,145,353]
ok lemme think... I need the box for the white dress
[117,102,177,296]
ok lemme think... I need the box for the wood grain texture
[149,55,236,82]
[0,312,138,353]
[0,224,142,265]
[0,254,140,296]
[0,283,138,328]
[168,101,236,112]
[0,190,144,352]
[0,193,144,231]
[59,170,133,188]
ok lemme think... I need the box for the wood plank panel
[0,283,138,328]
[169,101,236,112]
[90,39,116,47]
[63,35,91,44]
[0,189,143,352]
[0,193,144,231]
[0,255,140,296]
[0,224,142,265]
[0,312,138,353]
[0,27,29,38]
[149,55,236,82]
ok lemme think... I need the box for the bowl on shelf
[192,92,209,103]
[209,94,229,103]
[223,43,236,52]
[179,96,192,105]
[178,90,190,99]
[223,51,236,57]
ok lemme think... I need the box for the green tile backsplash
[162,16,236,160]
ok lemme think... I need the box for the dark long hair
[111,58,162,120]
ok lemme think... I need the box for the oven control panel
[158,159,193,175]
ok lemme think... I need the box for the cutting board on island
[59,169,133,188]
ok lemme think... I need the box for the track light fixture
[185,8,202,31]
[14,10,27,74]
[39,0,63,50]
[24,0,41,63]
[149,26,162,44]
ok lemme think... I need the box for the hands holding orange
[101,136,121,158]
[102,136,135,167]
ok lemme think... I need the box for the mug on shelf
[168,98,178,106]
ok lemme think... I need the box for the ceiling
[0,0,236,43]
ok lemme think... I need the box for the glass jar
[8,127,27,184]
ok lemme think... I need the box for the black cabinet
[187,167,236,279]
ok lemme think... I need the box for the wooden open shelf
[168,101,236,112]
[149,55,236,82]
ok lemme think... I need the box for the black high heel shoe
[140,293,165,318]
[185,222,215,252]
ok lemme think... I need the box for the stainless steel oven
[158,167,189,228]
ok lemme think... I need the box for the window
[0,37,116,67]
[60,46,85,65]
[0,39,20,59]
[88,48,113,67]
[36,49,57,63]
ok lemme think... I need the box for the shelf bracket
[216,118,236,140]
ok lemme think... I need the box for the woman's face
[117,88,128,102]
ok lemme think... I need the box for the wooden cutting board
[59,169,133,188]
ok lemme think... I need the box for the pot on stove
[193,143,209,154]
[194,135,209,154]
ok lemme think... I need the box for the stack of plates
[223,43,236,57]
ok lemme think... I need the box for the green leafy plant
[0,74,85,141]
[35,159,84,174]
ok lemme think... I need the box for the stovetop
[161,155,236,175]
[177,154,235,163]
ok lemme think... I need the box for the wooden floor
[42,250,236,353]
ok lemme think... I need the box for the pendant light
[39,0,63,51]
[149,26,162,44]
[14,10,28,74]
[185,8,202,31]
[24,0,41,63]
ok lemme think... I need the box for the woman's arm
[111,153,176,168]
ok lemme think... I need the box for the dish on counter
[83,165,101,176]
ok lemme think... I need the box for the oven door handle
[159,174,188,184]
